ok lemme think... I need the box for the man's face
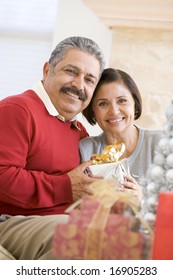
[42,49,101,120]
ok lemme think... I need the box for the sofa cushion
[0,244,15,260]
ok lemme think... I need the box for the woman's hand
[120,174,143,203]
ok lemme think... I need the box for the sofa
[0,244,15,260]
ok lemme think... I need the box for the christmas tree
[141,97,173,229]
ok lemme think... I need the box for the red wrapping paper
[53,197,151,260]
[152,193,173,260]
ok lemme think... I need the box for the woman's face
[92,81,136,135]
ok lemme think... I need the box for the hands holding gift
[68,160,100,201]
[88,141,143,205]
[120,173,143,203]
[68,141,143,205]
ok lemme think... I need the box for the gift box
[53,181,153,260]
[88,142,129,181]
[152,193,173,260]
[88,159,129,180]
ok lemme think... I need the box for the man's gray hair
[49,36,105,77]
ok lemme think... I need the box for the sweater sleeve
[0,102,72,209]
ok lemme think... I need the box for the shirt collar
[32,81,80,129]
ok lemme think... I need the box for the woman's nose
[110,103,120,114]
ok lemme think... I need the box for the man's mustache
[60,86,87,101]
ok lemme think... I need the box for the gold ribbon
[92,141,125,164]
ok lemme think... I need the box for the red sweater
[0,90,88,215]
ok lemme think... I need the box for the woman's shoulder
[79,133,105,162]
[138,127,164,144]
[79,133,104,146]
[140,127,164,137]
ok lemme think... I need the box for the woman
[79,68,163,202]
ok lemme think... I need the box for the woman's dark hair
[82,68,142,125]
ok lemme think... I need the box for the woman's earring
[135,110,138,115]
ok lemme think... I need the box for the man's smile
[60,86,87,101]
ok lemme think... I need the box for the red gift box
[53,181,152,260]
[152,193,173,260]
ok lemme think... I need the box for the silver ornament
[157,137,170,155]
[153,153,165,166]
[150,165,164,183]
[166,153,173,168]
[166,169,173,184]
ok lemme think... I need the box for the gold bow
[92,141,125,164]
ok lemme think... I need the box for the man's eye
[65,69,76,75]
[85,77,95,85]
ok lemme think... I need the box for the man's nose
[71,75,84,91]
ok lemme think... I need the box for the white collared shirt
[32,81,80,129]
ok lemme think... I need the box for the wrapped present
[152,192,173,260]
[53,181,153,260]
[88,141,128,181]
[89,159,129,181]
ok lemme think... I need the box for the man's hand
[67,160,100,201]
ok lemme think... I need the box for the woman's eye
[98,101,108,107]
[118,98,127,104]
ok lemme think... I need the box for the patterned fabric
[53,197,151,260]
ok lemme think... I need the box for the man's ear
[43,62,50,80]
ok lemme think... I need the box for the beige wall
[109,27,173,130]
[53,0,112,136]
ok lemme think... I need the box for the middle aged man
[0,36,105,259]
